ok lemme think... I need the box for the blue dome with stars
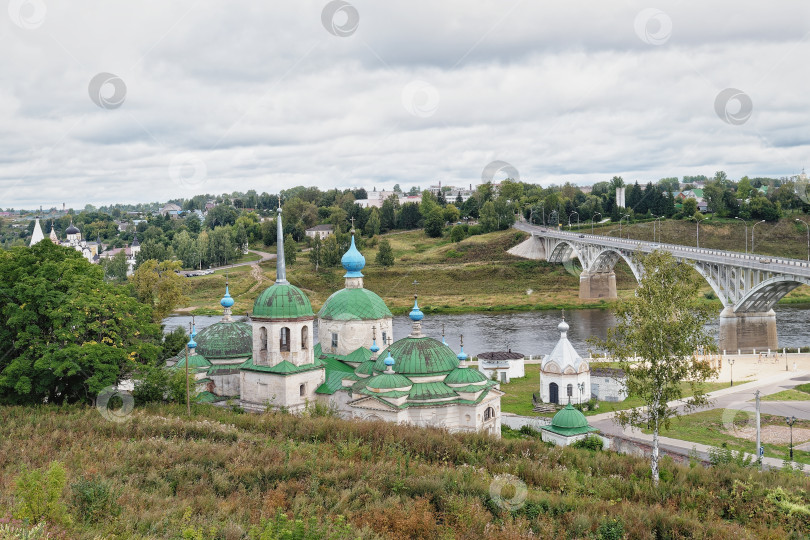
[341,233,366,278]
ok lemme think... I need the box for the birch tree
[594,250,716,484]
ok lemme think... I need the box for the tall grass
[0,404,808,539]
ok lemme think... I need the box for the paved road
[180,248,274,276]
[504,369,810,471]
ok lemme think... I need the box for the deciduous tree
[131,259,189,323]
[592,251,716,485]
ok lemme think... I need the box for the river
[163,304,810,358]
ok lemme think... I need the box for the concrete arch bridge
[510,222,810,352]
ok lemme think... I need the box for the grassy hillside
[182,218,810,316]
[1,405,808,539]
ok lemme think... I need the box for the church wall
[478,359,525,383]
[318,317,393,356]
[240,368,325,412]
[251,319,314,367]
[210,373,240,397]
[540,372,591,405]
[541,430,591,447]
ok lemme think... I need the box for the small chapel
[174,204,503,435]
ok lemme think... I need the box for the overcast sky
[2,1,809,209]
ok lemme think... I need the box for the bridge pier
[718,307,778,354]
[579,270,617,300]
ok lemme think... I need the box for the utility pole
[755,390,761,466]
[185,321,191,416]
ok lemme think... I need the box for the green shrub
[132,364,170,404]
[13,462,69,526]
[450,225,466,243]
[708,443,755,469]
[70,477,121,523]
[597,517,625,540]
[468,225,483,236]
[247,510,358,539]
[571,435,603,452]
[445,250,463,259]
[0,520,49,539]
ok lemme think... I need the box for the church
[176,205,503,435]
[29,217,110,265]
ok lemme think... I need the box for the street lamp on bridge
[568,211,579,231]
[795,218,810,262]
[752,220,766,253]
[691,215,707,248]
[591,212,602,235]
[652,214,662,243]
[734,217,749,254]
[619,214,630,238]
[728,357,735,387]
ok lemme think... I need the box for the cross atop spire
[275,202,288,284]
[350,216,355,231]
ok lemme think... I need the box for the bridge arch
[734,275,810,313]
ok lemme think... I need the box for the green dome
[444,366,489,385]
[196,321,252,360]
[318,288,392,321]
[375,337,459,375]
[366,372,412,391]
[173,354,212,369]
[253,283,314,319]
[551,403,590,430]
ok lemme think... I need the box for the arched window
[484,406,495,421]
[381,331,387,345]
[301,326,308,349]
[567,384,573,398]
[280,327,290,352]
[259,327,268,351]
[299,383,305,397]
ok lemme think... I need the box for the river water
[163,304,810,358]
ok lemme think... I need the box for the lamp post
[785,415,797,461]
[652,214,662,243]
[728,357,735,387]
[577,382,585,408]
[795,218,810,261]
[591,212,601,235]
[619,214,630,238]
[539,202,545,226]
[692,215,706,248]
[752,220,766,253]
[569,211,579,231]
[734,217,748,254]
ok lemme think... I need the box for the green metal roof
[206,364,242,375]
[355,361,376,376]
[444,366,489,385]
[318,287,392,321]
[174,354,212,369]
[366,372,412,390]
[253,283,314,319]
[239,357,322,375]
[375,337,459,375]
[408,382,458,400]
[196,321,252,360]
[195,391,227,403]
[551,403,590,429]
[315,370,348,395]
[343,346,373,364]
[449,384,488,393]
[358,388,409,398]
[317,355,356,373]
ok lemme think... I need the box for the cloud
[0,0,808,207]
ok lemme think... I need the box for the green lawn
[647,408,810,465]
[500,364,733,417]
[759,389,810,402]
